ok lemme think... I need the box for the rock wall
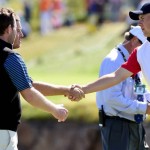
[17,120,150,150]
[18,120,102,150]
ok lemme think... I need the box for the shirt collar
[0,38,13,50]
[117,43,130,60]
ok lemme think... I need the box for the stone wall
[18,120,102,150]
[17,120,150,150]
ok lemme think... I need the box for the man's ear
[131,37,137,45]
[5,25,12,34]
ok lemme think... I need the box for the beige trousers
[0,130,18,150]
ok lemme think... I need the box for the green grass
[19,22,126,123]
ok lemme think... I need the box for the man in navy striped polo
[0,8,84,150]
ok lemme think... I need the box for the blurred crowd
[1,0,150,37]
[39,0,70,35]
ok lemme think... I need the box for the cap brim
[129,10,143,20]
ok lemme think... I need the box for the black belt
[105,115,138,124]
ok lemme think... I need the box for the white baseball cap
[129,26,146,44]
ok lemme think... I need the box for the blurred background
[1,0,150,150]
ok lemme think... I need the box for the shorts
[0,130,18,150]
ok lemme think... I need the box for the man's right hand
[67,84,85,101]
[52,104,68,122]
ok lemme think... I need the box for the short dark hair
[124,32,134,41]
[0,8,15,35]
[124,32,142,44]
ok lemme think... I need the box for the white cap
[129,26,146,43]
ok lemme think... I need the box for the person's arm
[82,67,133,94]
[4,53,68,121]
[82,48,140,94]
[32,82,70,96]
[20,87,68,122]
[32,81,85,100]
[80,67,150,115]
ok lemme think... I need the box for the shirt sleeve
[4,53,32,91]
[121,48,141,75]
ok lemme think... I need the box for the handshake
[65,84,85,101]
[52,84,85,122]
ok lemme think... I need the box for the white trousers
[0,130,18,150]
